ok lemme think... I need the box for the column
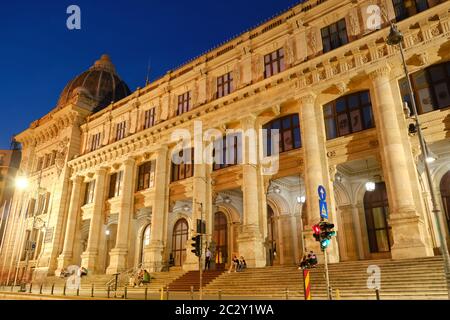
[369,66,433,259]
[144,146,169,272]
[56,175,84,274]
[106,158,135,274]
[237,115,266,268]
[80,168,108,273]
[298,93,339,262]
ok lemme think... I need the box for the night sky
[0,0,303,149]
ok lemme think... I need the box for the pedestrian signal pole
[317,185,336,300]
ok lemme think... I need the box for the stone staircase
[204,257,448,300]
[167,270,224,291]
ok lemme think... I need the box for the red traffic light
[312,224,320,234]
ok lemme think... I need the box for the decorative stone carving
[285,37,295,66]
[252,54,263,81]
[348,9,360,36]
[55,137,70,175]
[327,151,336,158]
[307,29,318,54]
[298,93,316,105]
[233,62,241,89]
[368,65,391,80]
[335,81,348,95]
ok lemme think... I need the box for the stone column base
[106,248,128,275]
[237,225,266,268]
[80,251,100,274]
[143,241,165,272]
[55,253,73,276]
[389,214,434,260]
[183,238,201,271]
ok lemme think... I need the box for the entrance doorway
[171,219,188,267]
[140,224,151,264]
[363,182,392,254]
[213,212,228,270]
[267,206,278,266]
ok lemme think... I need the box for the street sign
[318,185,326,201]
[319,200,328,219]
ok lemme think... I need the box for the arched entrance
[140,224,151,264]
[363,182,392,255]
[171,219,188,267]
[213,212,228,270]
[267,205,278,266]
[440,171,450,233]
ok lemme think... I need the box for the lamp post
[386,23,450,299]
[16,169,45,292]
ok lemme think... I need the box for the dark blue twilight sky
[0,0,303,149]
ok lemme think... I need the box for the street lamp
[386,23,450,299]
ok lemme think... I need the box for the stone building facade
[1,0,450,282]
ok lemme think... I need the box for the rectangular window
[143,108,156,129]
[392,0,440,22]
[115,121,126,141]
[84,181,96,205]
[137,161,154,191]
[51,150,57,166]
[90,132,102,151]
[27,198,36,217]
[323,91,374,140]
[36,157,43,172]
[321,19,348,53]
[216,72,234,98]
[108,171,123,198]
[399,61,450,114]
[213,133,242,170]
[171,148,194,182]
[263,114,302,156]
[264,48,285,78]
[177,92,191,116]
[43,192,51,214]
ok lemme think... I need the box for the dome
[57,54,131,112]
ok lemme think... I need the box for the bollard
[285,288,289,300]
[39,284,43,294]
[77,288,80,296]
[145,287,148,300]
[124,285,128,299]
[166,286,169,300]
[375,289,380,300]
[160,287,164,300]
[63,284,66,296]
[51,284,55,295]
[190,286,194,300]
[335,289,341,300]
[302,269,311,300]
[91,284,94,298]
[107,286,110,298]
[218,290,222,300]
[29,283,32,294]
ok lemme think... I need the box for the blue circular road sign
[318,185,326,201]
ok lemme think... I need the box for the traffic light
[318,221,336,250]
[191,235,201,257]
[312,224,321,242]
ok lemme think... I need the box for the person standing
[205,248,212,270]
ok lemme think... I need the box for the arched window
[363,182,392,253]
[140,224,151,264]
[440,171,450,233]
[399,61,450,114]
[213,212,228,268]
[263,114,301,156]
[171,219,189,266]
[323,90,374,140]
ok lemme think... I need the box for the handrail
[105,263,143,288]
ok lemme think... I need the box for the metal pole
[396,36,450,299]
[324,248,331,300]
